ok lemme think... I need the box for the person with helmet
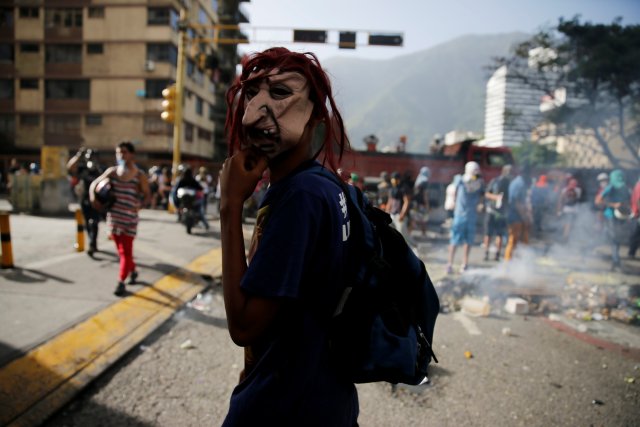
[175,165,209,230]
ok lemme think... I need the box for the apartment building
[0,0,248,173]
[482,64,546,148]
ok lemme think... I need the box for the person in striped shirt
[90,141,150,296]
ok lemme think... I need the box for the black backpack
[314,169,439,385]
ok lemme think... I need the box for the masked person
[90,142,150,296]
[219,48,358,425]
[446,161,485,274]
[595,170,631,271]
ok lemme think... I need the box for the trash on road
[461,297,491,317]
[591,399,604,405]
[624,377,635,384]
[504,297,529,314]
[180,339,196,349]
[501,327,512,336]
[188,292,213,312]
[464,350,473,359]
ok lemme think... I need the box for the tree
[511,140,566,169]
[493,17,640,169]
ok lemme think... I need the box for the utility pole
[171,9,188,181]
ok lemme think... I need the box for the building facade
[482,64,546,148]
[0,0,248,174]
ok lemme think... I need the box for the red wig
[225,47,349,172]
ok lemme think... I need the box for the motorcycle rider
[174,166,209,230]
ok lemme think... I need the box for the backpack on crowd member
[314,168,439,385]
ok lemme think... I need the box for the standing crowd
[354,161,640,273]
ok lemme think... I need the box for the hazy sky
[238,0,640,62]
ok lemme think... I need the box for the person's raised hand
[219,148,268,212]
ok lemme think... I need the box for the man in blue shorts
[446,161,485,274]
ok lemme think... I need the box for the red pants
[113,233,136,282]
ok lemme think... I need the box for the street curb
[0,247,222,427]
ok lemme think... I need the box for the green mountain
[323,32,529,153]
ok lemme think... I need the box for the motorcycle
[175,187,204,234]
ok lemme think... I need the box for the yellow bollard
[74,209,85,252]
[0,213,14,269]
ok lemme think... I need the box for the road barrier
[74,209,85,252]
[0,212,14,268]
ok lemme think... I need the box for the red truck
[339,138,514,207]
[341,138,513,185]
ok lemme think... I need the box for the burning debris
[434,271,640,326]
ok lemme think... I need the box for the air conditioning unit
[144,60,155,72]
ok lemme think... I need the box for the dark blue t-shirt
[222,161,359,427]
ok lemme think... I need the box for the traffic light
[339,32,356,49]
[293,30,327,43]
[368,33,403,46]
[161,84,176,123]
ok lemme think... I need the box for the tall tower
[482,64,545,148]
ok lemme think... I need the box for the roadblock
[0,213,13,269]
[74,209,84,252]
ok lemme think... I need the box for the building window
[208,103,215,121]
[20,43,39,53]
[0,44,14,63]
[45,8,83,29]
[144,116,172,135]
[148,7,170,25]
[46,44,82,63]
[0,8,13,28]
[85,114,102,126]
[185,122,193,142]
[87,43,103,54]
[45,115,81,134]
[21,114,40,126]
[45,80,89,99]
[0,80,13,99]
[198,127,212,142]
[145,79,172,99]
[195,96,203,116]
[20,79,38,90]
[19,7,39,18]
[88,7,104,18]
[146,43,177,64]
[0,115,15,136]
[186,59,194,77]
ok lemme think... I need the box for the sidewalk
[0,208,228,426]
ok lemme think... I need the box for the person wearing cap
[446,161,485,273]
[595,169,631,271]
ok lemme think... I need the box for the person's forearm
[220,202,250,341]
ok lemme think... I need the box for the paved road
[2,207,639,426]
[44,219,640,426]
[45,285,639,427]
